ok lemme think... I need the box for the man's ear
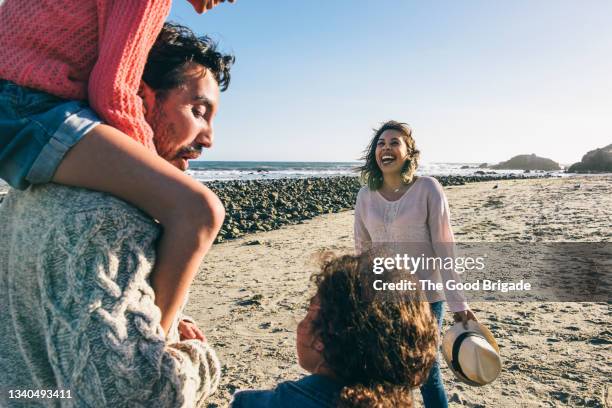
[139,81,156,116]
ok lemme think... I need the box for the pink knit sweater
[0,0,173,151]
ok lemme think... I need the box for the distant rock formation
[567,144,612,173]
[491,154,561,171]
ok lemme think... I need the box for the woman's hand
[178,319,206,342]
[453,309,478,329]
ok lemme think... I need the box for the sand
[3,176,606,406]
[185,175,611,407]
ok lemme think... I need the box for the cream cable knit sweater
[0,184,220,407]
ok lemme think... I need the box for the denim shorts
[0,79,101,190]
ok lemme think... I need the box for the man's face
[143,64,221,171]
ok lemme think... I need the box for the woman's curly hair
[310,253,438,407]
[359,121,420,191]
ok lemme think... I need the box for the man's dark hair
[143,22,234,93]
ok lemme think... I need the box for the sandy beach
[184,175,611,407]
[1,175,607,406]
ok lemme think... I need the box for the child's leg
[53,124,225,335]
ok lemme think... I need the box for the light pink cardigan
[354,176,469,312]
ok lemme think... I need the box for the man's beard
[178,144,203,158]
[148,101,202,166]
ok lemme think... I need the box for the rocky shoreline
[206,173,551,242]
[0,173,553,243]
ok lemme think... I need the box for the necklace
[388,177,415,194]
[383,185,403,195]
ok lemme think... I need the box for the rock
[237,294,263,306]
[589,337,612,345]
[460,165,471,169]
[201,173,549,243]
[491,154,561,171]
[449,392,463,404]
[478,163,489,168]
[567,144,612,173]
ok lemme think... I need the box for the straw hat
[441,320,502,386]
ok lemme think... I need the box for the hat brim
[442,321,501,386]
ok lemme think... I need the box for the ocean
[0,161,569,189]
[185,161,565,182]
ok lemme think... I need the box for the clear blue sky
[169,0,612,165]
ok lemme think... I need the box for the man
[0,23,233,407]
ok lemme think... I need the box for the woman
[354,120,477,407]
[231,253,439,407]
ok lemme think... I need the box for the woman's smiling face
[375,129,409,175]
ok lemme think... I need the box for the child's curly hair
[310,253,438,407]
[359,120,420,191]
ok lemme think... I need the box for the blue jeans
[420,301,448,408]
[0,79,100,190]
